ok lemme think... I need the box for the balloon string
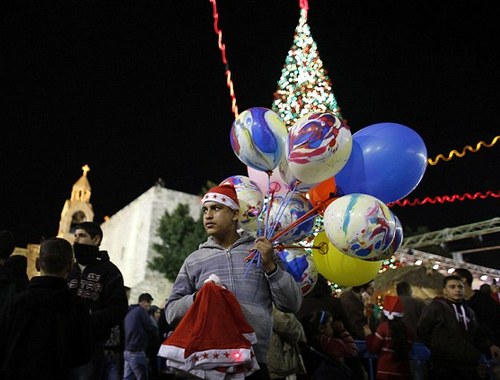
[266,185,298,239]
[269,203,322,243]
[388,190,500,207]
[427,135,499,165]
[276,244,323,250]
[243,250,262,277]
[263,171,275,237]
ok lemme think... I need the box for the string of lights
[389,190,500,207]
[398,248,500,282]
[209,0,238,117]
[427,135,499,165]
[209,1,497,210]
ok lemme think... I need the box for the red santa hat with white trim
[158,282,258,379]
[382,295,404,320]
[201,184,240,210]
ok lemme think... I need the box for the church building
[56,165,201,305]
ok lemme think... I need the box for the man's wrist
[264,263,278,275]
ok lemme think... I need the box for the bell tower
[57,164,95,243]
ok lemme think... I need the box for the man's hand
[252,237,277,274]
[363,324,372,337]
[490,344,500,359]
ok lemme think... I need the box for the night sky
[1,0,499,247]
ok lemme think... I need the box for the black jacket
[418,296,484,366]
[67,250,128,343]
[0,276,92,380]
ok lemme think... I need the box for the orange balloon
[308,177,337,213]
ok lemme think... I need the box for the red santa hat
[382,295,404,320]
[201,184,240,211]
[158,282,258,379]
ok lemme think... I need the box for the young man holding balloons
[164,184,302,379]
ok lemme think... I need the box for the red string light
[208,2,497,214]
[388,190,500,207]
[209,0,239,117]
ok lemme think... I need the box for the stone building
[99,182,200,305]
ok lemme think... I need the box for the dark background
[1,0,499,249]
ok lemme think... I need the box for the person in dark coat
[455,268,500,348]
[418,275,500,380]
[296,274,350,329]
[0,231,28,307]
[0,237,92,380]
[123,293,157,380]
[396,281,425,341]
[68,222,129,379]
[339,281,374,340]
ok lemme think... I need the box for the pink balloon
[247,166,288,196]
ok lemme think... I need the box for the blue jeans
[123,350,149,380]
[103,353,121,380]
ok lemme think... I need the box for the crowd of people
[1,183,500,380]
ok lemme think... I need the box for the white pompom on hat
[201,184,240,210]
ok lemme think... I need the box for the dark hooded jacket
[67,250,128,343]
[0,256,29,308]
[0,276,92,379]
[418,296,486,367]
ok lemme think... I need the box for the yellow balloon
[313,232,382,286]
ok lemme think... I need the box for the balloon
[246,164,315,198]
[377,213,404,260]
[247,166,288,196]
[278,159,318,192]
[267,192,316,244]
[323,193,396,260]
[307,177,337,213]
[230,107,288,172]
[335,122,428,203]
[277,248,318,296]
[313,232,382,287]
[287,112,352,184]
[219,175,264,233]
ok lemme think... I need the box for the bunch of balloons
[228,107,428,289]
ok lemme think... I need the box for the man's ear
[92,235,102,246]
[233,210,240,221]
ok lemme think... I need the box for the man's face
[74,228,100,246]
[443,279,465,302]
[202,202,238,239]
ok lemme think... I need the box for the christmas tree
[272,4,342,128]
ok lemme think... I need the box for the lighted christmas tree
[272,3,342,128]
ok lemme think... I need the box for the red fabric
[317,330,357,360]
[366,322,413,380]
[383,296,404,314]
[158,282,258,378]
[173,282,253,357]
[491,292,500,305]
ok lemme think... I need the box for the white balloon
[323,193,396,260]
[287,112,352,184]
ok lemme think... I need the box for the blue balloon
[335,123,427,203]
